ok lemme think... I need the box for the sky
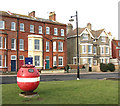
[0,0,119,39]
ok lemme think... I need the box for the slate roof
[0,11,66,26]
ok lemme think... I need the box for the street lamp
[69,11,80,80]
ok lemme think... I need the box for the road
[0,72,119,84]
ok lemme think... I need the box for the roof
[90,29,104,38]
[0,11,66,26]
[112,39,120,47]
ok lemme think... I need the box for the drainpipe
[17,18,19,72]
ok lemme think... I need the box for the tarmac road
[0,72,119,84]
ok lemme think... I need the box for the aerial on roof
[0,11,66,25]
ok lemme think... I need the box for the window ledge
[11,49,16,50]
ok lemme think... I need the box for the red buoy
[17,65,40,92]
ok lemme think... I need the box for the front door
[11,55,16,72]
[46,56,49,69]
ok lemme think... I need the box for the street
[0,72,119,84]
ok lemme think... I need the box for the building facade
[0,11,67,72]
[67,23,112,72]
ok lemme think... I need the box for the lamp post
[69,11,80,80]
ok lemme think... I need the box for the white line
[17,77,40,82]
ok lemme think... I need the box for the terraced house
[0,11,67,72]
[67,23,112,72]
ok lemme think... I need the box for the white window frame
[105,58,108,64]
[46,41,49,52]
[58,56,63,66]
[82,34,88,40]
[54,28,58,35]
[4,55,6,67]
[11,38,16,50]
[88,45,92,54]
[39,26,42,34]
[82,45,86,54]
[106,47,109,54]
[101,58,104,63]
[101,36,106,42]
[0,21,5,29]
[0,36,3,49]
[46,27,50,34]
[19,39,24,50]
[11,55,16,60]
[119,50,120,56]
[58,42,63,52]
[53,56,56,66]
[4,37,6,49]
[100,47,104,54]
[11,22,16,31]
[34,39,40,50]
[53,41,56,52]
[19,55,24,60]
[93,60,97,66]
[61,29,64,36]
[0,55,2,67]
[88,58,92,65]
[35,56,40,67]
[73,57,77,64]
[82,58,87,64]
[29,39,32,50]
[118,42,120,46]
[20,23,24,31]
[30,25,34,33]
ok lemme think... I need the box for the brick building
[0,11,67,72]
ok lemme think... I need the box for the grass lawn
[2,79,118,104]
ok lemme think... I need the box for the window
[35,40,40,50]
[88,58,92,65]
[35,56,40,66]
[93,60,97,65]
[101,58,104,63]
[39,26,42,34]
[82,45,86,53]
[19,39,24,50]
[4,38,6,49]
[73,57,77,64]
[118,42,120,46]
[29,39,32,50]
[20,23,24,31]
[46,27,50,34]
[53,41,56,52]
[54,28,58,35]
[30,25,34,33]
[88,45,92,54]
[83,34,88,40]
[58,57,63,66]
[46,41,49,52]
[0,37,2,49]
[93,39,96,42]
[11,38,16,50]
[11,22,16,30]
[105,58,108,64]
[93,46,96,54]
[4,55,6,67]
[0,55,2,67]
[100,47,104,54]
[11,55,16,60]
[19,55,24,60]
[58,42,63,52]
[61,29,64,36]
[106,47,109,54]
[101,36,106,42]
[82,58,87,64]
[53,56,56,66]
[119,50,120,56]
[0,21,5,29]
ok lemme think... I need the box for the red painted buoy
[17,65,40,92]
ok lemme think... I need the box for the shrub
[108,63,115,72]
[64,65,70,72]
[100,63,108,72]
[53,66,57,69]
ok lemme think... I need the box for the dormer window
[82,34,88,40]
[101,36,106,42]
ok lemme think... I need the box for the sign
[25,57,33,65]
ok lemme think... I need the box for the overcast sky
[1,0,119,39]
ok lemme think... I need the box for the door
[46,56,49,69]
[11,55,16,71]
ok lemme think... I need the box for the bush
[100,63,108,72]
[108,63,115,72]
[53,66,57,69]
[64,65,70,72]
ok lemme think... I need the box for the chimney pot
[49,12,56,21]
[28,11,35,17]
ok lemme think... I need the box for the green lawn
[2,79,118,104]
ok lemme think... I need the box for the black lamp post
[69,11,80,80]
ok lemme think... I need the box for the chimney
[49,12,56,21]
[87,23,92,30]
[67,23,73,34]
[28,11,35,17]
